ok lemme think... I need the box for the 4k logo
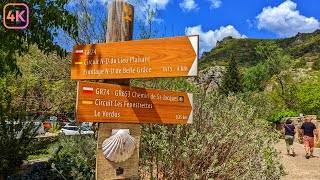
[3,3,29,29]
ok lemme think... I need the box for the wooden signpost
[70,0,198,179]
[95,1,140,179]
[76,81,193,124]
[71,35,199,79]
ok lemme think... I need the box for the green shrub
[16,135,95,180]
[268,109,297,123]
[0,121,39,179]
[312,57,320,70]
[243,63,269,92]
[140,93,284,179]
[293,58,307,68]
[132,78,283,179]
[19,161,61,180]
[27,137,58,160]
[48,135,96,180]
[0,88,40,179]
[295,74,320,117]
[240,92,275,120]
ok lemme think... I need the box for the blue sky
[158,0,320,38]
[138,0,320,54]
[68,0,320,55]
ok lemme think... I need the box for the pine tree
[220,54,243,95]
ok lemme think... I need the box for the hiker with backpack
[282,118,296,157]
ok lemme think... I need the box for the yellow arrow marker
[123,5,133,22]
[124,16,132,22]
[82,101,93,105]
[75,62,83,65]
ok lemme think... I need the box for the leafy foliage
[0,0,78,76]
[0,88,39,178]
[243,62,269,91]
[255,42,292,76]
[294,73,320,117]
[269,72,298,109]
[19,135,95,180]
[1,46,76,115]
[131,77,199,93]
[139,93,284,179]
[20,161,61,180]
[313,56,320,70]
[0,46,75,178]
[133,78,284,179]
[268,109,297,123]
[27,137,58,160]
[240,92,275,121]
[267,71,320,120]
[243,42,295,109]
[293,58,307,69]
[48,135,96,180]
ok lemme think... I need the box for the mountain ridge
[200,29,320,69]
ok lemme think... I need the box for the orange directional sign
[76,81,193,124]
[71,35,199,80]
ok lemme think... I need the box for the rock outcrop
[188,66,225,93]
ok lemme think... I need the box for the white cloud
[96,0,110,4]
[256,0,320,37]
[179,0,199,12]
[209,0,222,9]
[185,25,246,56]
[147,0,170,10]
[129,0,170,24]
[246,19,254,28]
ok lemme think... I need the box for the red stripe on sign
[75,50,84,56]
[83,90,93,94]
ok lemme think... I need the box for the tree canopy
[0,0,78,76]
[5,46,76,116]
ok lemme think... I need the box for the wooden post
[96,1,140,179]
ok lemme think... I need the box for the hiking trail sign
[71,0,198,178]
[71,35,199,80]
[76,81,193,124]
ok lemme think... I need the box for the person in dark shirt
[299,116,319,159]
[282,119,296,156]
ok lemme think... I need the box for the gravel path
[275,141,320,180]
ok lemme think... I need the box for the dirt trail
[275,141,320,180]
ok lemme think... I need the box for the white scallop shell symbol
[102,129,136,162]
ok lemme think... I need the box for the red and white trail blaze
[83,87,93,94]
[75,50,84,56]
